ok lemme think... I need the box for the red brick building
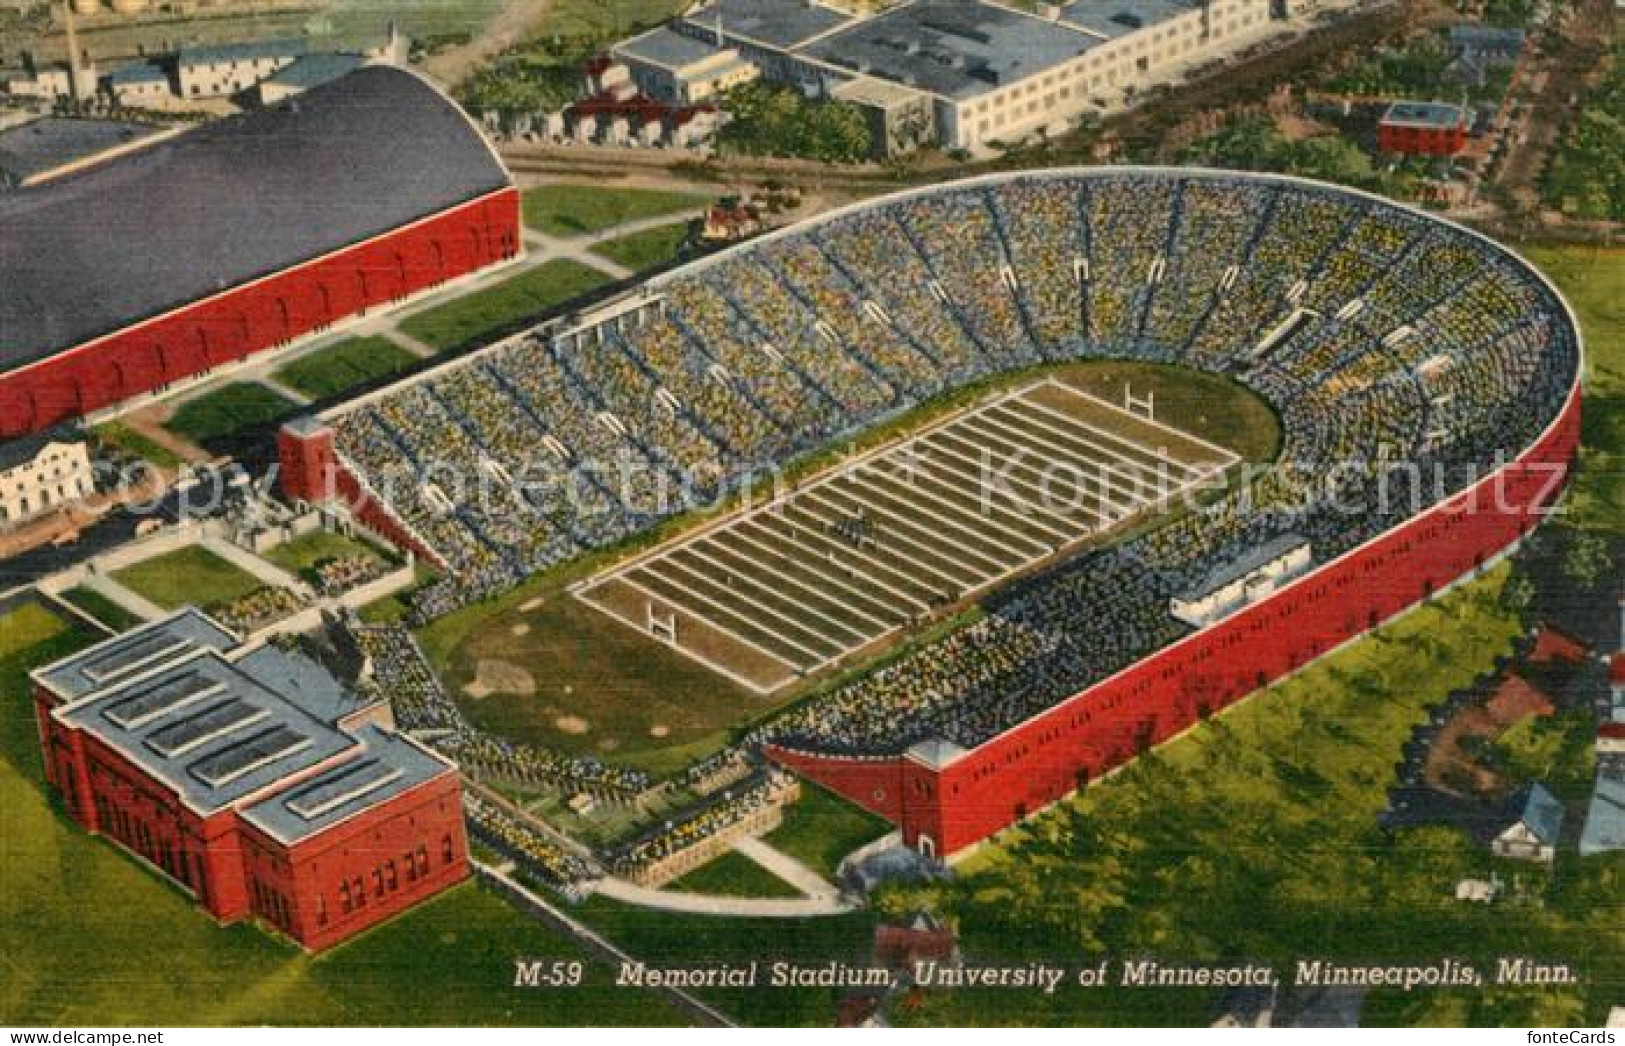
[0,65,520,440]
[1378,101,1471,156]
[32,608,468,950]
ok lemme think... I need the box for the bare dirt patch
[554,715,590,735]
[474,658,536,696]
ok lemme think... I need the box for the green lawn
[591,221,693,272]
[1523,245,1625,534]
[399,261,610,353]
[875,566,1623,1027]
[522,185,710,238]
[765,781,891,880]
[57,587,143,632]
[263,529,390,580]
[575,896,873,1027]
[1491,710,1597,801]
[91,421,185,470]
[165,382,300,446]
[0,605,688,1027]
[666,850,803,899]
[272,336,420,400]
[112,546,267,611]
[0,602,78,659]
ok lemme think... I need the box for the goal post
[647,602,678,644]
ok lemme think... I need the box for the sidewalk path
[733,837,840,901]
[592,875,854,918]
[81,571,166,623]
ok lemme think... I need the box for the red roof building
[31,608,469,951]
[874,911,958,969]
[1378,101,1470,157]
[1530,625,1589,665]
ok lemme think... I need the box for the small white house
[1491,783,1565,863]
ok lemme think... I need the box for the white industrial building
[624,0,1350,154]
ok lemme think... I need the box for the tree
[1560,529,1612,589]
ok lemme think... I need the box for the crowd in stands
[313,554,389,597]
[213,586,304,634]
[464,791,597,888]
[606,770,791,878]
[325,170,1577,755]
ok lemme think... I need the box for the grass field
[263,529,391,581]
[764,780,892,880]
[1523,244,1625,535]
[165,382,300,446]
[0,601,688,1027]
[273,336,420,400]
[418,360,1278,771]
[574,896,873,1027]
[591,221,693,272]
[91,421,185,470]
[57,587,143,632]
[112,546,267,611]
[666,850,803,899]
[399,260,610,353]
[522,185,710,238]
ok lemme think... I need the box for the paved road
[593,875,854,918]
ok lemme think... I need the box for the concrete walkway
[98,203,708,425]
[80,570,166,623]
[522,229,632,280]
[200,536,307,594]
[592,875,854,918]
[733,837,840,901]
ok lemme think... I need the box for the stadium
[0,65,519,440]
[279,167,1582,863]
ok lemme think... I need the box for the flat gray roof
[43,607,453,828]
[0,65,509,375]
[684,0,855,50]
[34,608,237,701]
[242,724,447,844]
[56,645,357,815]
[1382,100,1468,128]
[1176,533,1309,604]
[616,26,732,70]
[0,117,162,186]
[802,0,1100,100]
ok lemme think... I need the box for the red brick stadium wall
[0,188,520,440]
[772,385,1582,858]
[276,421,448,570]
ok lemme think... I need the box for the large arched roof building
[0,65,519,439]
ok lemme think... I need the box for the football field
[574,379,1239,692]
